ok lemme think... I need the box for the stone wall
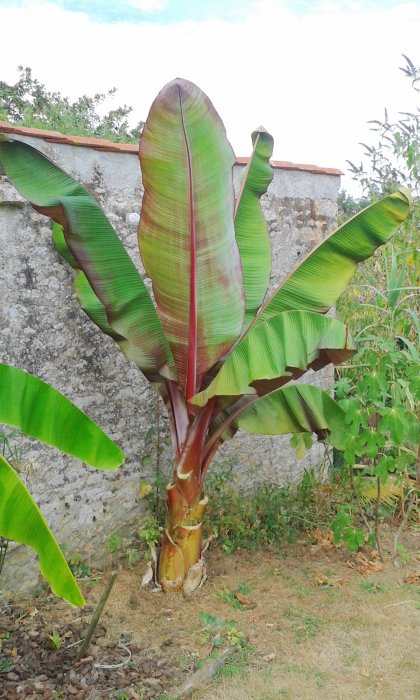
[0,130,340,598]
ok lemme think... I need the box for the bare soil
[1,524,419,700]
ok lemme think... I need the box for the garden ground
[1,524,419,700]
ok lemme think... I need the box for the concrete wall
[0,134,340,598]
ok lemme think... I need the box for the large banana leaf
[191,311,355,406]
[0,363,123,469]
[74,269,123,340]
[52,219,77,268]
[0,138,176,379]
[138,78,244,398]
[235,384,345,448]
[234,127,273,326]
[52,220,122,340]
[0,454,85,607]
[255,189,412,324]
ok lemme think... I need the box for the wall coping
[0,121,342,177]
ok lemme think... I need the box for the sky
[0,0,419,193]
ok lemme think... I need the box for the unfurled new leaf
[234,127,273,326]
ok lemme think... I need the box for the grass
[359,579,386,594]
[216,581,251,609]
[282,604,322,643]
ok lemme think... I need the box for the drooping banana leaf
[0,363,123,469]
[138,78,244,398]
[0,138,176,379]
[74,270,123,341]
[0,454,85,606]
[191,311,355,406]
[235,384,345,449]
[52,220,123,340]
[234,127,273,327]
[255,189,412,324]
[52,219,77,267]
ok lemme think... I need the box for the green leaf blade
[256,189,412,322]
[234,128,273,326]
[0,455,84,606]
[191,311,355,406]
[0,364,123,469]
[234,384,345,448]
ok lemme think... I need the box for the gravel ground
[0,602,185,699]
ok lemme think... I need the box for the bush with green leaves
[333,249,419,553]
[0,66,143,142]
[338,54,419,341]
[332,56,419,553]
[206,463,347,553]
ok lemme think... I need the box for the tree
[347,55,419,199]
[334,56,419,533]
[338,54,419,338]
[0,79,411,593]
[0,364,123,606]
[0,66,143,143]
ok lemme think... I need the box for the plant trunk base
[158,488,208,593]
[160,557,206,594]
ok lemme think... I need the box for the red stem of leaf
[203,395,256,462]
[178,86,197,401]
[177,399,216,482]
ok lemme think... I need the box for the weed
[177,651,196,671]
[331,506,365,551]
[283,604,322,643]
[334,233,419,558]
[104,530,147,565]
[0,657,13,672]
[47,631,62,650]
[343,649,360,666]
[216,643,254,678]
[64,550,91,578]
[138,516,160,554]
[216,581,250,610]
[286,662,328,687]
[359,580,385,594]
[116,692,129,700]
[198,611,246,650]
[196,611,253,682]
[126,548,140,566]
[106,532,122,553]
[205,462,347,553]
[395,541,410,565]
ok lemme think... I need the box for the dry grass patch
[2,525,418,699]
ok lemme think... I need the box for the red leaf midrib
[178,85,197,401]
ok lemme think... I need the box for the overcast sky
[0,0,418,193]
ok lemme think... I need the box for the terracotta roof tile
[0,121,342,175]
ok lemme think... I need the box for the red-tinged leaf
[0,139,176,381]
[138,78,244,398]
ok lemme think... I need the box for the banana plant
[0,363,123,606]
[0,79,411,593]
